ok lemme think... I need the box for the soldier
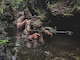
[17,15,52,48]
[14,10,25,47]
[30,16,52,48]
[16,8,32,45]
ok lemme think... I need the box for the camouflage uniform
[29,18,44,43]
[16,15,51,48]
[23,17,44,48]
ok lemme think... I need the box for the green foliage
[47,0,77,16]
[0,40,9,45]
[34,9,46,20]
[0,8,3,13]
[11,0,24,11]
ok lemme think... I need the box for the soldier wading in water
[17,14,52,48]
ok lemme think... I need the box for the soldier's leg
[38,35,44,43]
[23,29,29,42]
[23,29,29,36]
[28,33,40,48]
[38,35,45,46]
[33,39,38,48]
[23,29,33,48]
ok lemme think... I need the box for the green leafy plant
[0,8,3,13]
[0,39,9,45]
[34,9,46,20]
[47,0,77,16]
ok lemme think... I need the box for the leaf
[0,8,3,13]
[0,40,9,44]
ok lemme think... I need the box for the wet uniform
[29,19,44,43]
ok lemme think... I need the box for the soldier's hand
[45,30,53,36]
[49,32,53,37]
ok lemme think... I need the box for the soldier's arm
[17,19,28,28]
[41,27,52,36]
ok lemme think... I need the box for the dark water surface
[3,33,79,60]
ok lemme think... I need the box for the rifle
[28,26,73,36]
[45,26,73,36]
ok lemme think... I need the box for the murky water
[2,33,79,60]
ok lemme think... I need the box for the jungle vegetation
[0,0,80,20]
